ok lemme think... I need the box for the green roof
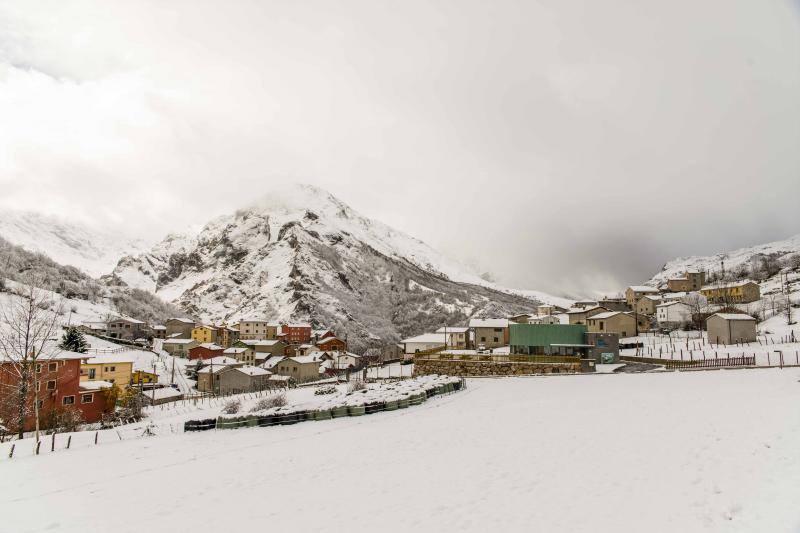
[509,323,587,347]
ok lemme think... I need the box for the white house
[400,333,447,359]
[656,301,693,328]
[435,326,470,349]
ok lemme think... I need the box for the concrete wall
[413,358,580,377]
[707,317,757,344]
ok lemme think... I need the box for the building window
[81,393,94,404]
[110,366,116,372]
[89,368,96,379]
[36,364,42,373]
[48,362,57,372]
[36,400,43,409]
[47,380,56,390]
[62,396,75,406]
[493,337,499,343]
[36,381,41,392]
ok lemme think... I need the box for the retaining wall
[413,358,581,377]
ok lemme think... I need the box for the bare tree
[0,276,64,440]
[683,292,709,331]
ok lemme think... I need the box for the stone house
[273,353,326,383]
[223,347,256,365]
[165,318,196,339]
[106,317,146,340]
[566,306,608,326]
[586,311,638,338]
[635,295,662,316]
[706,313,757,344]
[597,298,630,312]
[216,366,271,394]
[625,286,660,308]
[162,338,200,357]
[667,271,706,292]
[469,318,510,349]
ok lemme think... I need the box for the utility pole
[151,361,157,406]
[170,355,176,385]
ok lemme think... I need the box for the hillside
[111,185,544,350]
[647,233,800,318]
[0,208,150,278]
[0,236,182,325]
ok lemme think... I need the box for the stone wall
[413,358,581,377]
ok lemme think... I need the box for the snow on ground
[1,369,799,532]
[621,317,800,366]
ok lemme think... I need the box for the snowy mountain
[0,208,150,278]
[648,234,800,287]
[647,233,800,319]
[111,184,544,350]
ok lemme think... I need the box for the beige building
[235,319,279,340]
[106,317,146,340]
[273,353,326,383]
[625,286,660,307]
[165,318,196,339]
[162,338,199,357]
[706,313,757,344]
[216,366,272,394]
[80,355,134,387]
[667,271,706,292]
[700,281,761,305]
[635,295,662,316]
[237,339,287,356]
[469,318,509,349]
[586,311,638,338]
[566,306,608,326]
[223,346,256,365]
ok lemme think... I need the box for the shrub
[250,394,286,412]
[314,385,337,396]
[348,379,366,393]
[221,399,241,414]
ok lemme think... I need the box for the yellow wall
[191,327,215,344]
[131,370,159,384]
[80,362,133,387]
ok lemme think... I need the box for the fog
[1,0,798,297]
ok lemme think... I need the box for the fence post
[35,441,41,455]
[51,432,56,452]
[95,432,99,445]
[67,436,72,449]
[8,444,14,458]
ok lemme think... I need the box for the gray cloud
[0,0,798,297]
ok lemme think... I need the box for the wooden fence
[621,355,756,370]
[418,353,580,365]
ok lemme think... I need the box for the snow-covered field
[2,368,799,532]
[622,315,800,367]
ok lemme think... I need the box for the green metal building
[509,323,590,356]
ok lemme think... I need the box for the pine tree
[59,327,88,353]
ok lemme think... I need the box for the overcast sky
[1,1,799,298]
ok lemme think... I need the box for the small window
[62,396,75,406]
[36,364,42,373]
[48,362,57,372]
[47,380,56,390]
[110,366,116,372]
[81,393,94,404]
[36,381,41,392]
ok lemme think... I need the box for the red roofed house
[282,323,312,345]
[188,343,225,361]
[316,336,346,352]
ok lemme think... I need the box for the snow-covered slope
[647,233,800,320]
[648,234,800,288]
[112,184,544,349]
[0,208,150,277]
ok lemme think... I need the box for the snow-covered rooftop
[468,318,509,328]
[79,380,113,390]
[401,333,447,344]
[712,313,756,321]
[628,286,659,293]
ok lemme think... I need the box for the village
[1,262,796,444]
